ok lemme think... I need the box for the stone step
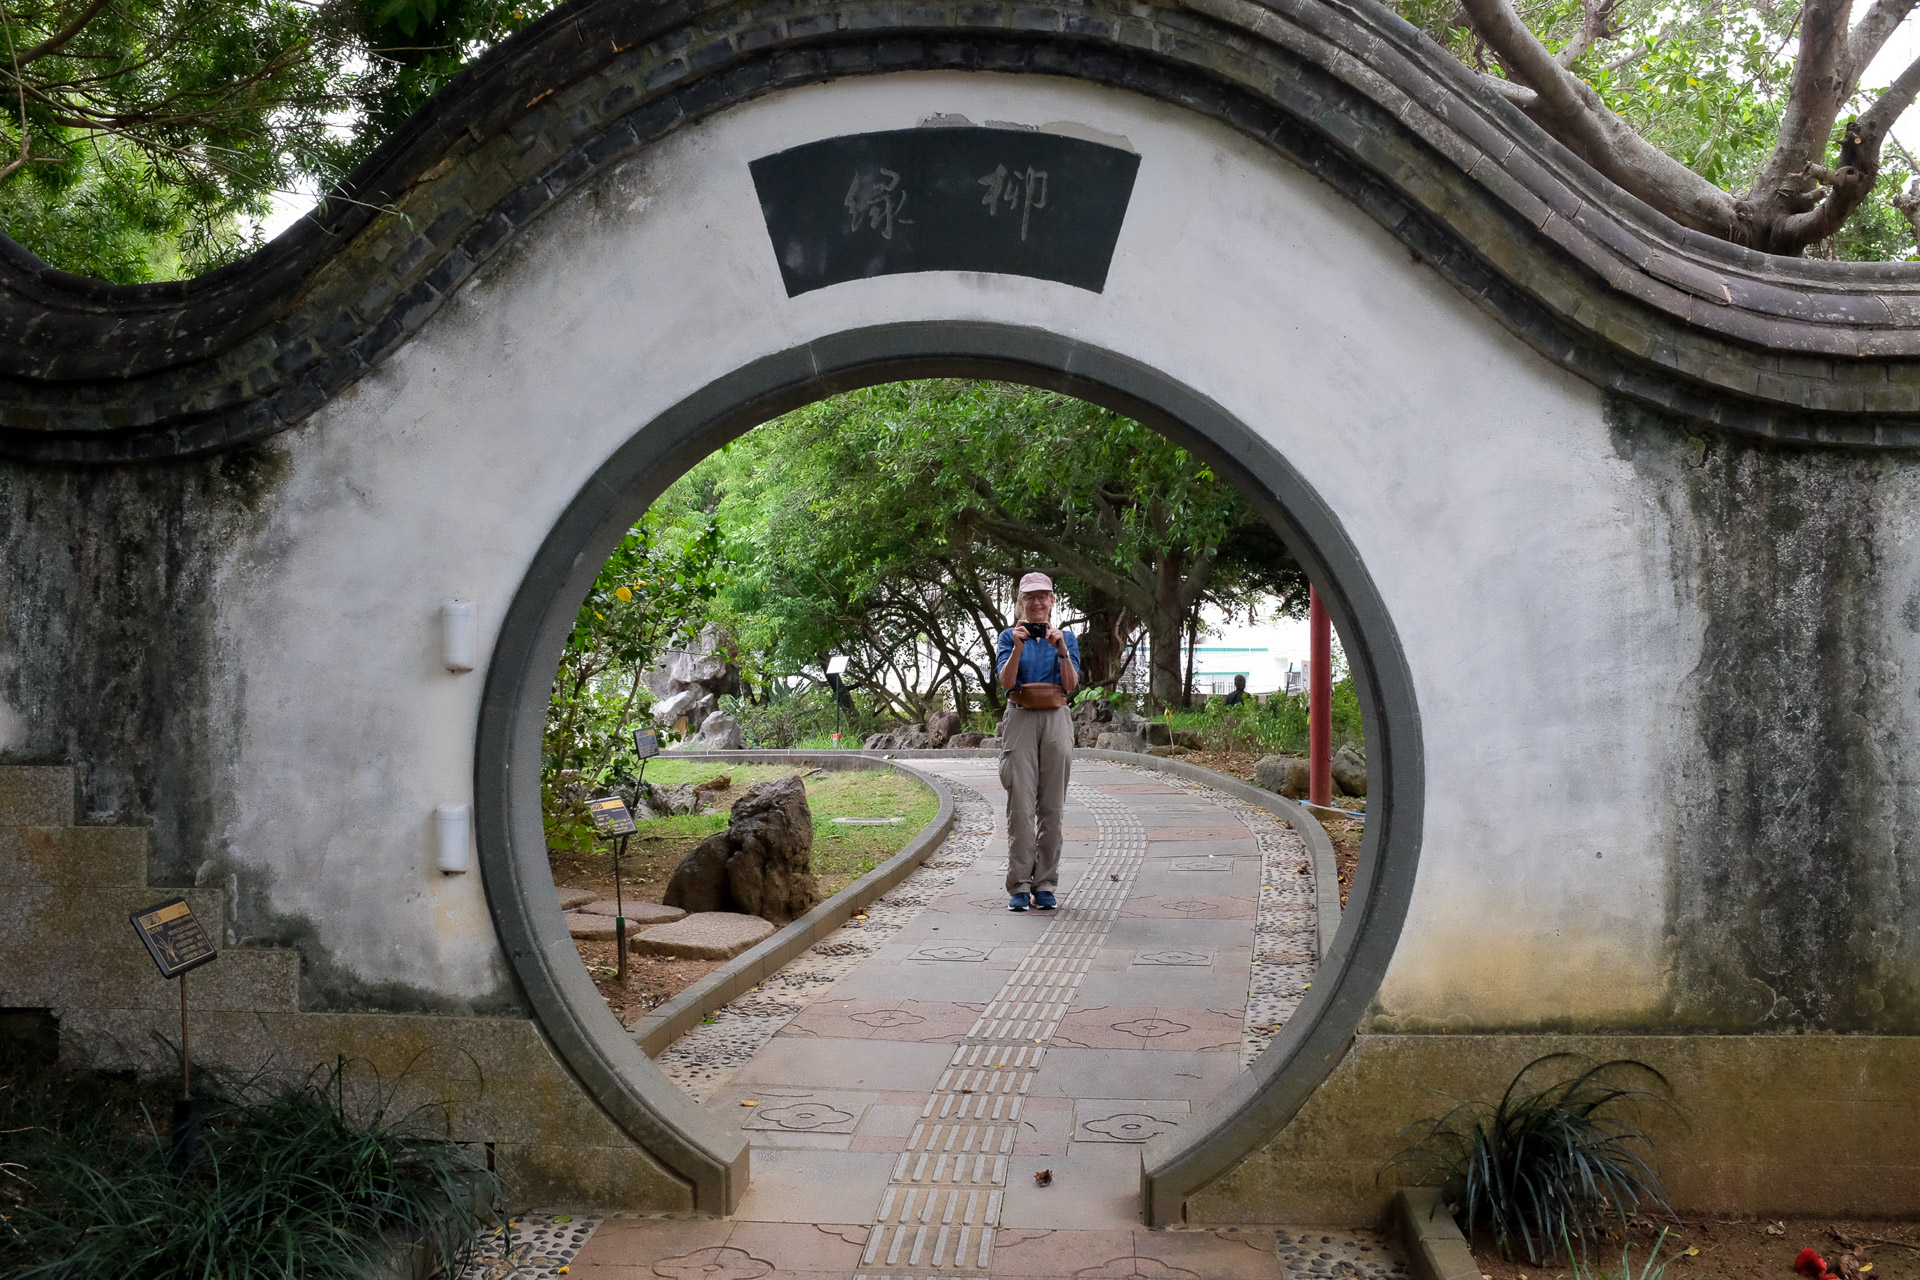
[0,825,148,887]
[0,941,300,1014]
[0,884,226,949]
[0,766,73,826]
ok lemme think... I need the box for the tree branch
[1457,0,1739,234]
[1848,0,1920,88]
[17,0,114,66]
[1554,0,1620,69]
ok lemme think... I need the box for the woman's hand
[1046,626,1067,652]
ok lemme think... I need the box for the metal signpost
[129,896,218,1168]
[587,795,639,983]
[826,655,850,746]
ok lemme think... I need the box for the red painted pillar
[1309,585,1332,809]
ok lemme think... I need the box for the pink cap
[1018,572,1054,595]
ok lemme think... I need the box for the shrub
[1387,1055,1675,1264]
[1,1052,504,1280]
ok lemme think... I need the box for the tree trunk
[1181,607,1199,708]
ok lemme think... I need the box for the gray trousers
[1000,705,1074,895]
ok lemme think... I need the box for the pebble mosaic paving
[455,1210,601,1279]
[560,757,1408,1279]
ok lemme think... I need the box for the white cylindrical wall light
[435,803,472,874]
[442,600,476,672]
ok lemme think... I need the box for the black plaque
[129,898,218,979]
[751,127,1140,296]
[633,729,660,760]
[587,796,638,836]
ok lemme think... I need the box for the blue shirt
[996,626,1081,688]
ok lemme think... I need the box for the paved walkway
[540,757,1403,1280]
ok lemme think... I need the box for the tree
[543,506,726,782]
[1408,0,1920,255]
[716,382,1308,711]
[0,0,557,281]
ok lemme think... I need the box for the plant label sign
[587,796,638,836]
[129,897,219,979]
[633,729,660,759]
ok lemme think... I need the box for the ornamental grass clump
[1388,1054,1677,1264]
[0,1049,503,1280]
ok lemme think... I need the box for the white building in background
[1115,598,1330,697]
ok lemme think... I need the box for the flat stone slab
[565,911,617,939]
[634,911,776,960]
[578,900,686,924]
[556,887,598,910]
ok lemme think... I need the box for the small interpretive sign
[587,796,638,836]
[633,729,660,760]
[750,126,1140,296]
[129,897,219,979]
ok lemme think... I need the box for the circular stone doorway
[473,321,1423,1219]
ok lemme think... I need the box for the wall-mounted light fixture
[442,600,476,672]
[434,803,471,874]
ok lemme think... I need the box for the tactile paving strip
[854,782,1147,1280]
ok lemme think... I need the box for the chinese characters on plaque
[753,126,1139,296]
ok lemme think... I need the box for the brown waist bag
[1009,683,1068,711]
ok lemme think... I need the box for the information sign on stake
[632,729,659,759]
[586,796,637,836]
[130,897,219,979]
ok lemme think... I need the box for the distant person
[995,572,1080,912]
[1221,674,1249,707]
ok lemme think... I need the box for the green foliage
[1565,1228,1676,1280]
[0,1052,503,1279]
[720,687,886,749]
[715,381,1305,711]
[0,0,560,282]
[1387,0,1920,259]
[1387,1055,1676,1265]
[544,507,726,783]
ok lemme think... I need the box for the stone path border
[628,753,956,1056]
[653,785,994,1100]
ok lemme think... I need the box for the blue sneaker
[1032,891,1058,910]
[1008,892,1031,912]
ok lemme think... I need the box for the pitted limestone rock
[1256,754,1310,799]
[662,775,822,925]
[634,911,776,960]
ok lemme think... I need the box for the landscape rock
[688,710,745,750]
[578,900,687,924]
[1147,744,1191,758]
[1173,728,1205,750]
[556,887,598,910]
[660,775,822,924]
[724,776,822,924]
[1332,745,1368,797]
[1254,754,1310,799]
[863,732,897,750]
[979,736,1004,748]
[1143,721,1173,747]
[926,710,964,748]
[652,688,703,729]
[662,831,732,913]
[947,733,987,749]
[633,911,776,960]
[1095,730,1146,753]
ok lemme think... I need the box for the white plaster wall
[215,71,1693,1022]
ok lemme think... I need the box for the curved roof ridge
[6,0,1920,459]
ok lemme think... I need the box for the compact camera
[1022,622,1048,640]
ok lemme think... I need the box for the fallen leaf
[741,1100,759,1107]
[1684,1247,1699,1257]
[1109,874,1119,882]
[1766,1222,1788,1236]
[1034,1169,1053,1186]
[553,1215,573,1223]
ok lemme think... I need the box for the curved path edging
[627,751,955,1056]
[1073,748,1343,959]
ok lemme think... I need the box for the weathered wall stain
[1611,398,1917,1032]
